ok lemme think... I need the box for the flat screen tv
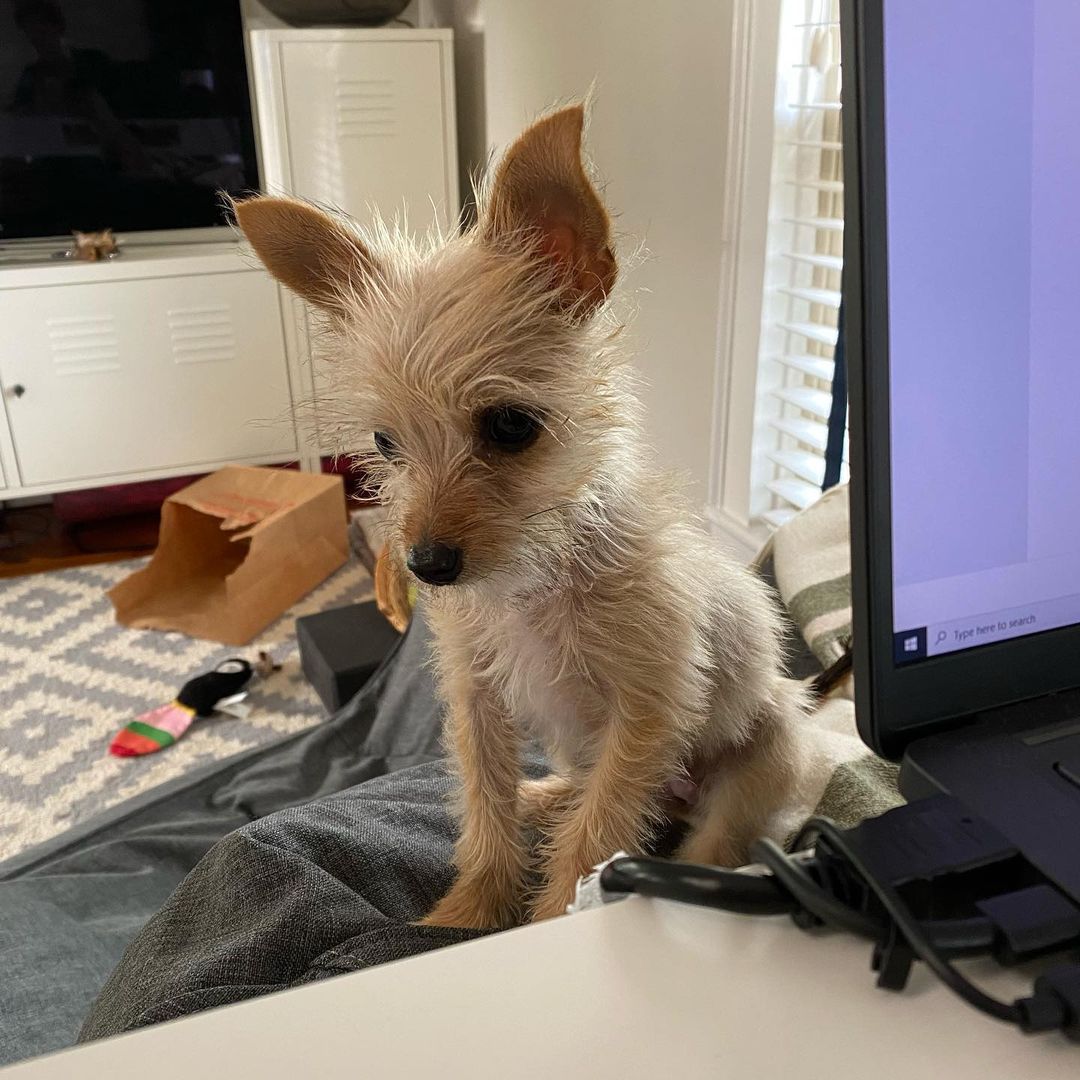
[0,0,260,242]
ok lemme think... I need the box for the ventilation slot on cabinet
[46,314,120,376]
[168,305,236,365]
[335,76,397,139]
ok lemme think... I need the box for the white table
[3,896,1075,1079]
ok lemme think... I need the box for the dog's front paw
[420,877,520,930]
[528,878,577,922]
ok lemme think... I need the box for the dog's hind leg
[529,708,688,921]
[676,710,799,868]
[517,775,576,825]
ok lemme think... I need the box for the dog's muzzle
[407,541,463,585]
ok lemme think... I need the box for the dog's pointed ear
[232,196,378,316]
[480,104,617,316]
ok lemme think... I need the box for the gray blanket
[79,758,492,1042]
[0,618,450,1066]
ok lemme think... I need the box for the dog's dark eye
[373,431,400,460]
[481,406,540,451]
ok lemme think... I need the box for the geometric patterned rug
[0,556,372,863]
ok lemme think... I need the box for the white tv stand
[0,242,306,499]
[0,26,457,502]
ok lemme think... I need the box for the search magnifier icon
[934,630,947,645]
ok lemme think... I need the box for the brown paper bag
[109,466,348,645]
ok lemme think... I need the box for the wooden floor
[0,505,155,580]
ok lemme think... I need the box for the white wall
[462,1,736,496]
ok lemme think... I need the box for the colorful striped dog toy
[109,657,267,757]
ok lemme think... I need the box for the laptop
[842,0,1080,904]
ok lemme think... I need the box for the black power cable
[601,849,994,953]
[599,856,791,916]
[750,837,881,939]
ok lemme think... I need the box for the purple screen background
[885,0,1080,621]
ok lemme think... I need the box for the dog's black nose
[407,541,463,585]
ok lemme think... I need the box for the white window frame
[707,0,784,561]
[708,0,843,559]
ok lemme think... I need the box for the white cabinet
[250,29,457,231]
[0,251,300,494]
[280,40,453,229]
[248,28,458,455]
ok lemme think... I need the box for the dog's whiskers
[523,503,578,522]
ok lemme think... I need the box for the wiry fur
[235,104,808,927]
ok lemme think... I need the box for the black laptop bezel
[842,0,1080,760]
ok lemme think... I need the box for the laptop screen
[884,0,1080,665]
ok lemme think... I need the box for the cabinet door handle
[5,384,25,399]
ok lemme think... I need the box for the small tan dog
[236,104,806,926]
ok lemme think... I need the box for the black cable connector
[1019,965,1080,1038]
[802,817,1024,1026]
